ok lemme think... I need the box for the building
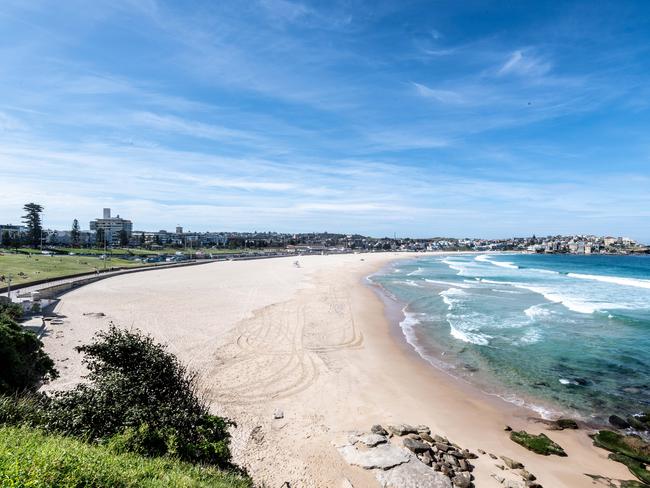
[45,229,95,246]
[89,208,133,246]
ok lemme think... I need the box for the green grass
[0,426,252,488]
[0,252,150,286]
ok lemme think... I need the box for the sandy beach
[41,253,633,487]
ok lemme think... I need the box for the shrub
[0,301,23,321]
[0,313,58,395]
[43,325,234,467]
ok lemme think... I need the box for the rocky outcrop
[335,423,476,488]
[338,442,410,470]
[592,430,650,484]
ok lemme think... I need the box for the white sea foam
[568,272,650,290]
[439,288,492,345]
[518,328,541,344]
[514,284,623,314]
[439,287,468,309]
[398,308,438,364]
[449,326,491,345]
[400,280,422,288]
[559,378,582,386]
[474,254,519,269]
[489,259,518,270]
[407,267,424,276]
[441,257,466,275]
[528,267,559,275]
[524,304,552,321]
[492,289,523,294]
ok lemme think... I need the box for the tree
[0,230,9,248]
[71,219,81,247]
[119,229,129,247]
[22,203,43,248]
[95,228,105,248]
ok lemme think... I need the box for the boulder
[375,458,453,488]
[421,432,435,443]
[403,437,431,454]
[371,424,389,436]
[273,409,284,419]
[443,453,459,467]
[388,424,418,436]
[416,424,431,434]
[517,469,536,481]
[352,433,388,447]
[505,480,526,488]
[609,415,631,429]
[418,450,434,466]
[452,471,471,488]
[501,456,524,469]
[436,443,452,452]
[337,442,411,470]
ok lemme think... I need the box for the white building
[89,208,133,246]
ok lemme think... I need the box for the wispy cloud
[498,49,552,77]
[412,82,465,104]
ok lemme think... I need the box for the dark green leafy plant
[43,325,234,467]
[0,314,58,395]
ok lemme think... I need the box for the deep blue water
[372,253,650,422]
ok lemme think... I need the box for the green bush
[0,313,58,395]
[0,301,23,321]
[0,425,252,488]
[42,325,234,467]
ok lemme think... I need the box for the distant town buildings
[1,207,648,254]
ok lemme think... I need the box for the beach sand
[41,253,632,487]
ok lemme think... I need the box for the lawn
[0,252,149,287]
[0,426,252,488]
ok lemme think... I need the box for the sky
[1,1,649,241]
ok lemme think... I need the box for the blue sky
[1,0,649,241]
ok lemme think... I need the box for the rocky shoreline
[334,423,542,488]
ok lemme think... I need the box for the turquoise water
[372,253,650,423]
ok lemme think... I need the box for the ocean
[371,253,650,424]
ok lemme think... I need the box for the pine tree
[22,203,44,248]
[71,219,81,247]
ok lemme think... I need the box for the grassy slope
[0,426,252,488]
[0,253,148,286]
